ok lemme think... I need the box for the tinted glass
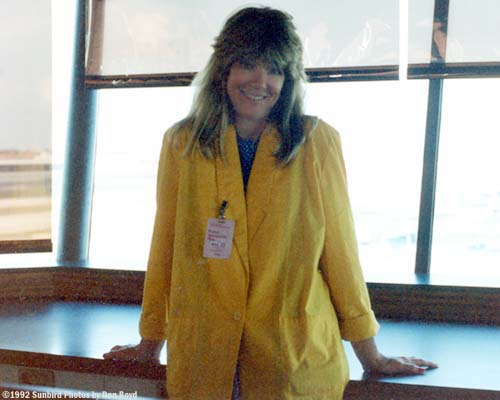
[433,79,500,280]
[87,0,399,75]
[0,0,52,245]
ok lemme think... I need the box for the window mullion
[57,0,97,265]
[414,0,449,274]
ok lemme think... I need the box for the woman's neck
[235,117,267,140]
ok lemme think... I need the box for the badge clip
[219,200,228,220]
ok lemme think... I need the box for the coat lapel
[214,125,280,267]
[245,125,280,245]
[215,126,249,270]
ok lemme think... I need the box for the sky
[1,0,51,150]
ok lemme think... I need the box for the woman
[104,6,437,399]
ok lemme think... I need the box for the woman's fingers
[110,344,127,351]
[399,357,428,374]
[103,344,137,360]
[378,356,438,375]
[407,356,439,369]
[102,344,160,364]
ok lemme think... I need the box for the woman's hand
[363,354,438,375]
[103,339,164,364]
[351,337,438,376]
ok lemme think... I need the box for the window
[432,79,500,280]
[0,0,73,263]
[86,0,400,75]
[446,0,500,62]
[89,80,428,274]
[407,0,434,64]
[0,1,52,253]
[89,87,192,268]
[305,80,427,279]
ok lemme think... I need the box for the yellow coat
[139,119,379,399]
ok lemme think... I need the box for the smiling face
[226,59,285,127]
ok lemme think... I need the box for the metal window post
[415,0,449,274]
[57,0,97,265]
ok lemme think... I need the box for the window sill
[0,301,498,399]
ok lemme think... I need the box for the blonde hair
[176,6,313,165]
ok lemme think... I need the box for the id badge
[203,218,235,259]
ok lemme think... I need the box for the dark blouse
[236,134,260,191]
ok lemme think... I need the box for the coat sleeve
[139,129,180,340]
[317,123,379,342]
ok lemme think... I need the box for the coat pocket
[279,313,348,396]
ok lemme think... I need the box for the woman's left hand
[351,337,438,376]
[366,354,438,376]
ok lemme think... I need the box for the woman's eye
[268,65,283,75]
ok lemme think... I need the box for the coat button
[233,312,241,321]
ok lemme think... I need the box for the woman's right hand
[103,339,164,363]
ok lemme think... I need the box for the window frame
[0,240,52,255]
